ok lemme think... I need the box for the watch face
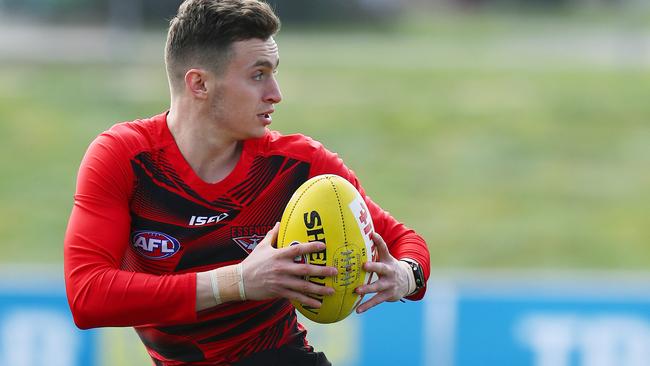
[412,263,425,289]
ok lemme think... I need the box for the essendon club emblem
[232,235,265,253]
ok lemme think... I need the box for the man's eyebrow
[252,59,280,69]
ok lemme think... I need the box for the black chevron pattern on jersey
[133,151,179,191]
[228,155,284,206]
[134,151,239,212]
[280,158,301,174]
[130,156,239,225]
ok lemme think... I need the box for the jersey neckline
[157,111,260,201]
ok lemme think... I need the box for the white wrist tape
[236,263,246,301]
[210,269,222,305]
[211,264,246,305]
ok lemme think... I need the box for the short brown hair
[165,0,280,91]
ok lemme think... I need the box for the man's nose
[264,77,282,104]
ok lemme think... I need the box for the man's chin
[242,127,268,140]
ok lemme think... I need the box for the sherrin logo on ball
[131,231,180,260]
[278,174,378,324]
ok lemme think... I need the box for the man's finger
[362,261,390,275]
[281,241,326,258]
[356,277,389,296]
[265,222,280,248]
[285,263,337,278]
[372,232,390,261]
[283,277,335,297]
[356,293,387,314]
[282,289,326,309]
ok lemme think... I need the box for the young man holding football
[64,0,430,365]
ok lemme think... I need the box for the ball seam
[328,176,348,321]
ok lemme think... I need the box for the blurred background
[0,0,649,365]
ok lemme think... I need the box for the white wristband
[209,269,222,305]
[236,263,246,301]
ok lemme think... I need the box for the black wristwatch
[402,259,425,293]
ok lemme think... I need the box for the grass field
[1,11,649,270]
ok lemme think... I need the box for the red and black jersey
[64,112,429,365]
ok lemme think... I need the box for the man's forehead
[231,37,279,67]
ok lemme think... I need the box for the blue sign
[0,271,98,366]
[423,274,650,366]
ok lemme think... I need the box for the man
[64,0,430,365]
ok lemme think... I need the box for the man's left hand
[354,232,410,314]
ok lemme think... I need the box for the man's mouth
[259,109,274,117]
[258,111,273,124]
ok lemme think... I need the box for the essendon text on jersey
[231,225,274,253]
[231,225,275,238]
[131,231,180,260]
[188,213,229,226]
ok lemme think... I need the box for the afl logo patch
[131,231,180,260]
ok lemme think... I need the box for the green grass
[1,12,649,269]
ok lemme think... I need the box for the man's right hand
[241,222,337,308]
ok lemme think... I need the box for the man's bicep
[65,194,131,266]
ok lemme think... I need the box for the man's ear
[184,69,209,99]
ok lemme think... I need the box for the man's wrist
[399,258,425,297]
[399,260,416,297]
[212,264,246,304]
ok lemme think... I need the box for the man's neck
[167,106,242,184]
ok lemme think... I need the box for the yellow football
[277,174,377,324]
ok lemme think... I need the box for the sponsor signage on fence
[4,269,650,366]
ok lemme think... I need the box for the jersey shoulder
[98,113,167,156]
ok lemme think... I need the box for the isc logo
[188,213,228,226]
[131,231,180,260]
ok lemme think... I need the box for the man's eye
[253,72,264,81]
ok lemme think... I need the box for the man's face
[207,37,282,140]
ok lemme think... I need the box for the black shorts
[233,343,331,366]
